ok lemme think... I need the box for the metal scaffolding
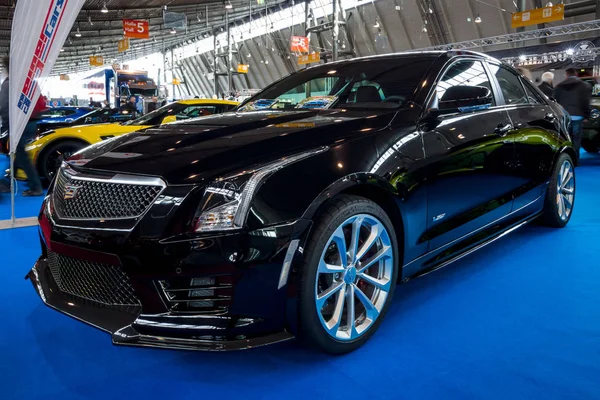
[501,48,600,66]
[420,20,600,51]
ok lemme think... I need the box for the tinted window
[521,79,544,104]
[491,65,528,105]
[435,60,495,107]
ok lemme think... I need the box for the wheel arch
[35,137,91,173]
[301,173,406,256]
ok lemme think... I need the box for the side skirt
[403,210,542,282]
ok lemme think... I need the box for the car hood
[44,122,148,137]
[69,109,398,185]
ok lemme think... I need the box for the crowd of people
[536,68,592,165]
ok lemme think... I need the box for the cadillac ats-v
[28,51,576,353]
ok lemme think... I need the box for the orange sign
[89,56,104,67]
[237,64,249,74]
[298,52,320,65]
[511,4,564,28]
[118,38,129,53]
[123,19,150,39]
[291,36,309,53]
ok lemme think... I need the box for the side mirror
[161,115,177,124]
[438,86,493,114]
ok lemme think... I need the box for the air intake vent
[157,275,233,314]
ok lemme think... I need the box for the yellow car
[20,99,238,183]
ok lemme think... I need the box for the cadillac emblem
[64,184,81,200]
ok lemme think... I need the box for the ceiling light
[101,3,108,13]
[225,1,233,10]
[467,17,472,22]
[475,15,482,23]
[170,28,177,34]
[373,19,380,28]
[428,6,433,13]
[88,16,93,26]
[566,48,574,55]
[60,48,64,52]
[75,28,82,37]
[247,53,251,57]
[545,2,553,6]
[265,60,269,64]
[422,25,428,32]
[395,5,401,10]
[519,54,527,61]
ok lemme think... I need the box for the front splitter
[27,257,294,351]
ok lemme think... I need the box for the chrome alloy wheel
[315,214,394,341]
[556,159,575,221]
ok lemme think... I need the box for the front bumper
[28,205,311,350]
[28,257,294,350]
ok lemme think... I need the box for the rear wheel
[541,153,575,228]
[37,140,87,185]
[298,195,399,354]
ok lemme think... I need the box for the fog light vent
[156,275,233,314]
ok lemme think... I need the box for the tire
[37,140,87,185]
[298,194,399,354]
[541,153,575,228]
[581,139,600,153]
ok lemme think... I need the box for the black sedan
[28,51,576,354]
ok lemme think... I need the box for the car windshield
[239,56,435,111]
[123,103,183,126]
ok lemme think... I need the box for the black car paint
[28,51,575,350]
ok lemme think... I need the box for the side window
[521,79,544,104]
[491,65,528,105]
[63,110,76,116]
[435,60,496,108]
[177,105,216,120]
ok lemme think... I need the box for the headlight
[194,148,326,232]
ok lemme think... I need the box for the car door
[420,58,519,252]
[488,63,561,211]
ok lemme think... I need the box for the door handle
[545,113,556,122]
[494,123,513,136]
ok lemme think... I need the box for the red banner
[123,19,149,39]
[291,36,309,52]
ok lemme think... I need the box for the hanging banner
[123,19,149,39]
[89,55,104,67]
[237,64,249,74]
[118,38,130,53]
[9,0,86,153]
[511,4,564,28]
[291,36,309,53]
[298,52,321,65]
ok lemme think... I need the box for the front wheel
[37,140,87,185]
[541,153,575,228]
[298,194,399,354]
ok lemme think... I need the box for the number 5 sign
[123,19,150,39]
[291,36,309,53]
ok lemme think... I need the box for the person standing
[0,57,44,196]
[538,71,554,97]
[554,68,592,165]
[122,95,138,117]
[147,96,158,113]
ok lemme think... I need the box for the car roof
[177,99,239,106]
[305,50,499,69]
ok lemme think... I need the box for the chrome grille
[47,251,140,306]
[53,167,163,220]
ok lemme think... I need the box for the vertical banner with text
[9,0,86,153]
[118,37,130,53]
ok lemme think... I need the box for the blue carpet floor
[1,153,600,399]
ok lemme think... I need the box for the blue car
[37,107,94,126]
